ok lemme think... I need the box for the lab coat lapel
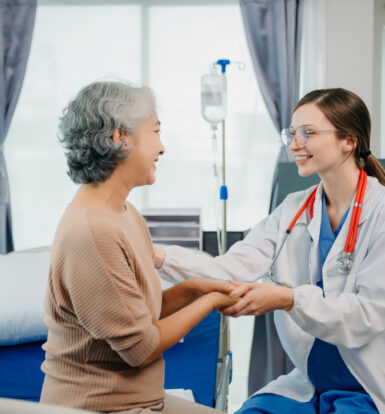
[306,184,323,285]
[320,176,376,293]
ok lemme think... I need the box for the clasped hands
[192,279,294,317]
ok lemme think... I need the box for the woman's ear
[112,128,135,147]
[112,127,124,145]
[344,135,357,152]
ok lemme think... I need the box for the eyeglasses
[281,127,345,146]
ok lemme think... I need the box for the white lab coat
[159,176,385,412]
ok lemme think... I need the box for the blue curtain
[239,0,304,395]
[0,0,37,254]
[240,0,304,210]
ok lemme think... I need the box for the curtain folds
[239,0,304,395]
[0,0,37,253]
[240,0,304,209]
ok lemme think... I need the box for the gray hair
[59,81,156,184]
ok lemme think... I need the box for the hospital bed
[0,247,231,411]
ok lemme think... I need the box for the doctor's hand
[219,282,294,317]
[188,278,241,296]
[207,282,253,310]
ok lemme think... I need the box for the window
[6,2,141,249]
[147,4,279,231]
[6,0,279,251]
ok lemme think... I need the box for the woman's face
[290,102,353,177]
[123,112,165,187]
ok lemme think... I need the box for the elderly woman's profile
[39,81,246,414]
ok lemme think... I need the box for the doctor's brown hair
[294,88,385,185]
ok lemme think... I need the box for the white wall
[317,0,385,157]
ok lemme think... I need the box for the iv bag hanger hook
[209,59,245,74]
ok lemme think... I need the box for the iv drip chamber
[201,73,227,125]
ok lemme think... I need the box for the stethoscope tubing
[344,170,366,254]
[259,169,367,288]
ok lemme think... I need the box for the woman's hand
[207,282,253,310]
[161,278,243,318]
[144,280,250,366]
[188,278,235,296]
[219,282,294,317]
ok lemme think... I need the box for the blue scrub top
[307,192,364,393]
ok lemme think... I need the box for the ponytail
[363,155,385,186]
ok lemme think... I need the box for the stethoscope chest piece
[336,251,353,275]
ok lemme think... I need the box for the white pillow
[0,251,174,347]
[0,398,96,414]
[0,250,50,346]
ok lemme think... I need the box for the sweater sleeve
[60,215,160,367]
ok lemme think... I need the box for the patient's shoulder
[53,205,133,256]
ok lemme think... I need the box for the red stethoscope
[262,168,367,288]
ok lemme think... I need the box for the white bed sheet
[0,250,50,346]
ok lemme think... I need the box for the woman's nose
[288,134,303,152]
[159,140,165,155]
[288,137,297,151]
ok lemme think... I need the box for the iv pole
[202,59,230,254]
[220,118,227,253]
[216,59,230,253]
[202,59,244,254]
[201,61,244,411]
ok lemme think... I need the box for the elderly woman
[39,81,245,414]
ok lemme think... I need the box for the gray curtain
[239,0,304,396]
[0,0,37,254]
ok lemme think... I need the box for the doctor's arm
[287,220,385,349]
[154,204,283,284]
[222,227,385,348]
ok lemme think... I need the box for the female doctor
[154,88,385,413]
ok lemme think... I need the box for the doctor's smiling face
[289,102,355,178]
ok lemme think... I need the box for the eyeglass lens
[281,127,308,146]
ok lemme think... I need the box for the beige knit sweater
[40,203,164,412]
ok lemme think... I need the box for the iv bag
[201,74,227,125]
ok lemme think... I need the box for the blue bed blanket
[0,311,221,406]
